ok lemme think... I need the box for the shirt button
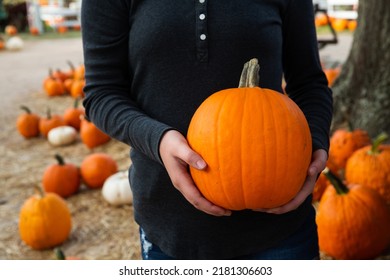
[200,34,206,40]
[199,0,205,3]
[199,14,206,20]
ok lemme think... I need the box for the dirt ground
[1,35,388,260]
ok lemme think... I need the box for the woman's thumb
[180,145,207,170]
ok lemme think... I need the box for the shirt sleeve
[282,0,333,153]
[81,0,173,164]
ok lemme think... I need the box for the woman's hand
[255,149,328,214]
[159,130,232,217]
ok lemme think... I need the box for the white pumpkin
[6,36,24,51]
[102,171,133,206]
[47,126,77,146]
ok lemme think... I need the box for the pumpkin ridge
[342,193,359,258]
[263,89,277,205]
[349,188,388,258]
[277,92,295,202]
[216,92,237,209]
[270,90,282,204]
[36,197,52,248]
[284,95,305,188]
[240,89,249,207]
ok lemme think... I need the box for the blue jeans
[139,208,319,260]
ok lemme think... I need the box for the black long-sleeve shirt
[81,0,332,259]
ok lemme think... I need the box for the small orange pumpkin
[328,127,371,171]
[42,154,80,198]
[16,105,41,138]
[316,168,390,260]
[57,25,68,34]
[5,25,18,36]
[332,18,348,32]
[80,153,118,189]
[43,70,65,97]
[70,79,85,99]
[73,64,85,80]
[19,186,72,250]
[0,37,5,50]
[63,78,74,94]
[187,59,312,210]
[345,132,390,204]
[63,98,85,130]
[39,108,66,138]
[29,26,40,36]
[323,64,341,87]
[347,20,357,32]
[80,115,111,149]
[315,13,328,27]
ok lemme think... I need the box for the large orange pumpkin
[187,58,312,210]
[42,154,80,198]
[345,132,390,204]
[19,186,72,250]
[316,168,390,260]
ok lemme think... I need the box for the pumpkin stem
[239,58,260,88]
[20,105,31,114]
[54,247,66,260]
[46,107,52,119]
[34,185,45,198]
[54,154,65,165]
[322,167,349,195]
[48,68,55,79]
[73,97,80,109]
[67,60,75,72]
[369,132,389,155]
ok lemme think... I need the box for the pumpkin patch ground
[0,37,140,260]
[0,36,389,260]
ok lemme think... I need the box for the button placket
[195,0,208,62]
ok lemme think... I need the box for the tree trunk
[331,0,390,138]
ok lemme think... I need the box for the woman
[81,0,333,260]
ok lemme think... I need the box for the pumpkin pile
[16,101,111,149]
[18,151,128,250]
[18,60,112,149]
[315,14,357,32]
[16,61,134,252]
[316,168,390,260]
[314,128,390,259]
[43,61,85,99]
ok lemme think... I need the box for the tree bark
[331,0,390,138]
